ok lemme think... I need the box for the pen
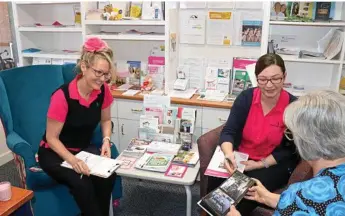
[80,156,89,179]
[225,157,235,170]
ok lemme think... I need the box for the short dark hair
[255,54,286,76]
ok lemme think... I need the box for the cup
[0,181,11,201]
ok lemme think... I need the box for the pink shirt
[40,76,114,150]
[239,88,289,160]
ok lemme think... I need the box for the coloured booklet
[135,152,174,173]
[205,146,249,178]
[197,170,255,216]
[61,151,122,178]
[172,149,199,167]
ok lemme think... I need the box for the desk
[0,186,33,216]
[116,144,200,216]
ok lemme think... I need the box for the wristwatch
[261,158,269,168]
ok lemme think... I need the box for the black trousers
[207,162,293,216]
[38,145,116,216]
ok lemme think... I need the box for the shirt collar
[69,75,101,101]
[253,88,289,112]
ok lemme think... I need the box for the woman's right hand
[224,152,237,174]
[244,178,270,205]
[68,156,90,176]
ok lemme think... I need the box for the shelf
[16,1,79,4]
[269,21,345,27]
[87,34,165,41]
[22,52,80,59]
[19,26,82,32]
[84,20,165,26]
[279,54,342,64]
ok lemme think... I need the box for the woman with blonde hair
[38,37,115,216]
[228,89,345,215]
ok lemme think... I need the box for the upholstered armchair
[0,64,122,216]
[197,125,313,216]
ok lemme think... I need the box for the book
[164,164,188,178]
[172,149,199,167]
[135,152,174,173]
[122,138,151,158]
[116,155,137,169]
[61,151,122,178]
[205,146,249,178]
[232,58,257,95]
[198,170,255,216]
[146,141,181,155]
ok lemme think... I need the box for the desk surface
[0,186,34,216]
[111,90,233,109]
[116,144,200,186]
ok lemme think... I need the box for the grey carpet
[0,160,202,216]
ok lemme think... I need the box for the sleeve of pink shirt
[102,83,114,109]
[47,89,68,122]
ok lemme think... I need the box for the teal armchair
[0,64,122,216]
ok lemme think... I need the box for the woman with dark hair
[207,54,299,215]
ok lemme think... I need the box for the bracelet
[103,136,111,143]
[261,158,269,168]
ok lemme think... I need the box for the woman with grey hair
[227,89,345,216]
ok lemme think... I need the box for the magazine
[122,138,151,158]
[135,152,174,173]
[198,170,255,216]
[241,20,262,47]
[172,149,199,167]
[232,58,257,96]
[205,146,249,178]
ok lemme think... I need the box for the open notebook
[61,151,122,178]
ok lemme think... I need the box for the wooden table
[0,186,34,216]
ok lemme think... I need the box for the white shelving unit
[12,1,82,66]
[10,1,345,93]
[261,1,345,92]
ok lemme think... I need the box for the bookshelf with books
[262,1,345,94]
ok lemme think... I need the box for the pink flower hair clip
[83,37,108,52]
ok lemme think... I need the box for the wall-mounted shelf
[22,52,80,59]
[18,26,82,32]
[279,54,342,64]
[87,34,165,41]
[269,20,345,27]
[84,20,165,26]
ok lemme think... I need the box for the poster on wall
[241,20,262,47]
[206,11,235,46]
[179,10,206,44]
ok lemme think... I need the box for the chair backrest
[0,64,77,154]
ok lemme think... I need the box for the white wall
[0,121,13,166]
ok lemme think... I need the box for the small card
[164,164,188,178]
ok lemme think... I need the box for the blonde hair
[75,41,116,82]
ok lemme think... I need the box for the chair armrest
[197,124,225,197]
[288,160,313,185]
[6,131,36,168]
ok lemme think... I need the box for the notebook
[61,151,122,178]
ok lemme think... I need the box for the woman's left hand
[226,206,241,216]
[101,140,111,158]
[241,160,263,171]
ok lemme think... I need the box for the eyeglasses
[257,77,283,85]
[284,128,293,141]
[90,67,111,80]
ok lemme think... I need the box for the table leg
[184,185,192,216]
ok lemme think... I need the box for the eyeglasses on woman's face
[284,128,293,141]
[257,77,283,85]
[90,67,111,80]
